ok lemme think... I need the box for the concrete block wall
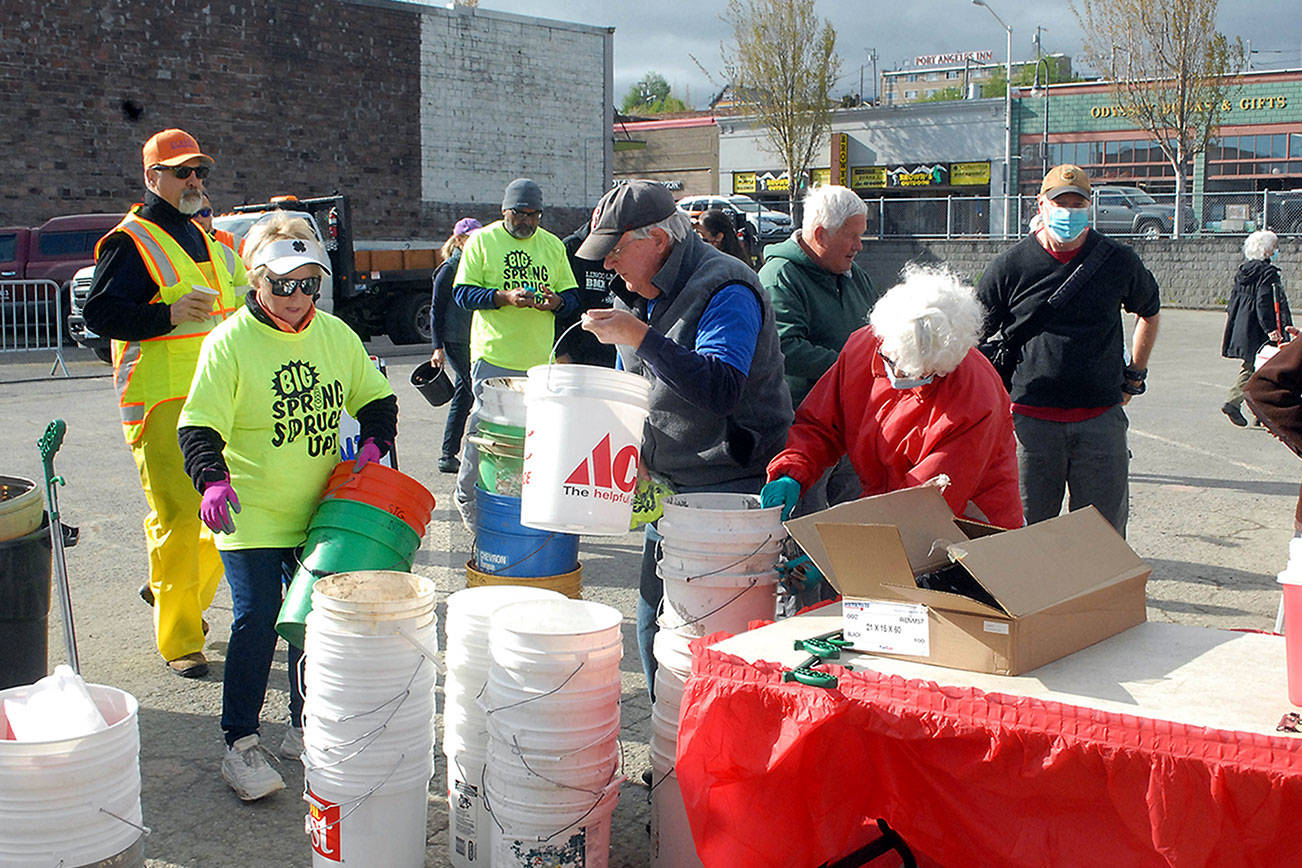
[418,7,610,237]
[858,236,1302,309]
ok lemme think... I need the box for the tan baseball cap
[1040,164,1091,200]
[142,129,214,170]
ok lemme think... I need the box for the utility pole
[868,48,878,106]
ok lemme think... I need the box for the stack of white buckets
[483,598,625,867]
[301,571,439,868]
[651,493,785,868]
[442,585,567,866]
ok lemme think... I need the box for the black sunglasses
[151,164,211,180]
[196,208,213,218]
[266,276,322,297]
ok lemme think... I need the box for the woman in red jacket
[762,264,1023,529]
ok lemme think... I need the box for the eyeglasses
[196,208,213,218]
[509,208,543,219]
[150,164,210,180]
[265,276,322,297]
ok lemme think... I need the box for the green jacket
[759,233,880,407]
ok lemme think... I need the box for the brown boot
[167,652,209,678]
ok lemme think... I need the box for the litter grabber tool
[39,419,79,673]
[782,629,853,689]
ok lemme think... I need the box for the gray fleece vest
[616,232,793,489]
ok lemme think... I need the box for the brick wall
[857,236,1302,309]
[615,125,719,198]
[0,1,609,241]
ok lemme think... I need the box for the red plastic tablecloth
[676,633,1302,868]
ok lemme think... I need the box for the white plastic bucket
[479,377,528,426]
[659,570,779,636]
[483,676,621,732]
[649,761,703,868]
[659,492,783,537]
[445,748,488,868]
[0,684,142,868]
[520,364,651,535]
[306,773,429,867]
[489,598,623,654]
[657,540,783,578]
[652,625,695,679]
[653,666,686,712]
[487,778,620,868]
[487,739,620,796]
[310,570,436,629]
[447,585,567,632]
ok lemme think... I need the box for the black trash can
[0,515,54,689]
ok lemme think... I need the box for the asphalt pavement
[0,310,1296,867]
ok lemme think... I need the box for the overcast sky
[468,0,1302,107]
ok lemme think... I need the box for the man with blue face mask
[976,164,1161,536]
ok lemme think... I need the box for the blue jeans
[219,548,304,746]
[440,341,474,461]
[637,475,765,701]
[1014,405,1130,537]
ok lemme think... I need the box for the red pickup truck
[0,213,123,340]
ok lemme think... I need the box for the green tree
[621,72,689,115]
[721,0,841,221]
[980,56,1077,98]
[1074,0,1244,236]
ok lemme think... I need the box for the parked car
[0,213,123,339]
[677,194,792,243]
[1092,186,1197,238]
[65,265,111,362]
[1265,190,1302,235]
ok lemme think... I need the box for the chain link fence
[861,191,1302,239]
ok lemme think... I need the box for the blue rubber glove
[200,476,240,535]
[760,476,801,521]
[354,438,383,470]
[778,553,825,592]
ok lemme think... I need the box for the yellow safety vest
[94,210,243,444]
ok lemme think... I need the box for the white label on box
[843,600,930,656]
[983,620,1010,635]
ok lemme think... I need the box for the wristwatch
[1122,366,1147,395]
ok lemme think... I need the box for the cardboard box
[785,486,1149,675]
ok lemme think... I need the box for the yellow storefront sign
[851,166,887,189]
[733,172,757,194]
[950,162,991,186]
[811,168,831,187]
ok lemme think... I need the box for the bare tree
[721,0,841,221]
[1074,0,1243,237]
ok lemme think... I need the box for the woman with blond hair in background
[177,212,397,801]
[430,217,482,472]
[763,264,1022,530]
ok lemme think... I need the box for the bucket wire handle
[661,577,761,630]
[304,748,409,831]
[482,661,583,715]
[675,533,778,582]
[473,530,563,577]
[507,731,619,797]
[508,716,622,764]
[395,623,446,673]
[302,656,425,766]
[480,762,624,844]
[97,806,152,836]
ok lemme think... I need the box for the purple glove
[200,476,240,534]
[354,438,383,470]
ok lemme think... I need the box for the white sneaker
[222,735,285,801]
[279,725,304,760]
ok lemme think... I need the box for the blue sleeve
[430,263,454,349]
[555,287,579,319]
[635,283,761,413]
[454,284,498,310]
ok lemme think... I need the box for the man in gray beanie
[452,178,579,528]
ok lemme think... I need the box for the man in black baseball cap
[578,180,793,700]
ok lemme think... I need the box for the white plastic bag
[3,665,108,741]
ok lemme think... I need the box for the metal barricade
[0,279,70,376]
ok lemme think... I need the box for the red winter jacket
[767,326,1023,529]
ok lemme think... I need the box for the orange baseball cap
[142,129,214,169]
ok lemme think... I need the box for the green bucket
[276,499,422,647]
[471,421,525,496]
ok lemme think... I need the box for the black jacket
[1223,259,1290,362]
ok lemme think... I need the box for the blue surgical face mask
[1044,202,1090,243]
[880,353,934,390]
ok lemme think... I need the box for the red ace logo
[562,433,638,503]
[306,788,341,861]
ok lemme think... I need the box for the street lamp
[973,0,1013,239]
[1032,57,1051,179]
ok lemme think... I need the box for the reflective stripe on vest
[97,211,243,443]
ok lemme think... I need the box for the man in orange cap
[84,129,244,677]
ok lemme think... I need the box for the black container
[410,361,456,407]
[0,515,54,689]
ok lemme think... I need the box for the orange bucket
[320,461,435,536]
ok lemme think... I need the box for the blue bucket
[475,488,579,578]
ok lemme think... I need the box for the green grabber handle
[783,667,839,689]
[794,637,843,659]
[39,419,67,518]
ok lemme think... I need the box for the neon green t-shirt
[179,307,395,550]
[454,221,577,370]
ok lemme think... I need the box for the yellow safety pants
[129,398,223,660]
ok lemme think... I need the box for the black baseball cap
[575,182,678,260]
